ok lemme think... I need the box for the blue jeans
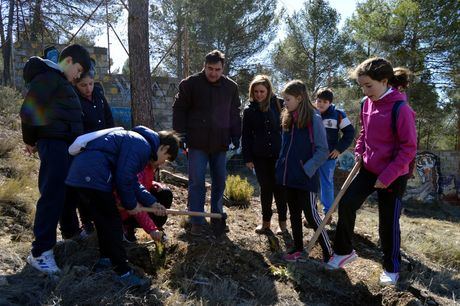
[318,159,337,213]
[187,149,226,225]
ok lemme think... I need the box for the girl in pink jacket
[326,58,417,287]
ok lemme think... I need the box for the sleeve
[241,108,254,163]
[303,113,329,178]
[133,211,158,234]
[354,101,366,158]
[230,84,242,141]
[172,79,191,135]
[115,139,156,210]
[378,105,417,186]
[21,122,38,146]
[102,95,115,128]
[335,110,355,153]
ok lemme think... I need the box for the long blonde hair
[248,75,273,112]
[280,80,314,131]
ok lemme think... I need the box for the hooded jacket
[65,126,160,210]
[356,89,417,186]
[77,83,115,133]
[20,56,83,145]
[320,104,355,155]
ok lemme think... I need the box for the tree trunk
[128,0,154,127]
[1,0,14,86]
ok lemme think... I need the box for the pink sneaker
[283,251,305,263]
[325,250,358,270]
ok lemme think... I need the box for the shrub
[224,175,254,207]
[0,86,22,116]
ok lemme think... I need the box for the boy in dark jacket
[66,127,179,288]
[20,44,91,274]
[314,88,355,215]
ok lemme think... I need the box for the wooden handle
[140,207,224,219]
[306,161,361,254]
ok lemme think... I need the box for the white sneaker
[26,249,61,274]
[379,270,399,286]
[325,250,358,270]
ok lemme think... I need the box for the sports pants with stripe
[285,187,333,262]
[333,166,408,273]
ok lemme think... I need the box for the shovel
[306,161,361,254]
[140,207,228,236]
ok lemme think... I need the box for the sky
[95,0,358,71]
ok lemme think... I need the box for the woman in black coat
[242,75,287,234]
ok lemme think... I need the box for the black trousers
[334,167,408,273]
[78,188,130,275]
[123,188,173,230]
[253,157,287,222]
[285,187,333,261]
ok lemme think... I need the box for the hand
[127,203,143,215]
[374,179,387,189]
[355,154,362,163]
[25,144,37,155]
[245,162,254,170]
[329,149,340,159]
[150,230,163,242]
[151,203,167,216]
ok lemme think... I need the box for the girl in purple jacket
[326,58,417,287]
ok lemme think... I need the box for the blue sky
[97,0,358,71]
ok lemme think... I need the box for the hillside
[0,114,459,305]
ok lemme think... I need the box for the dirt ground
[0,120,459,305]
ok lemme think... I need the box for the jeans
[318,159,337,213]
[187,148,226,225]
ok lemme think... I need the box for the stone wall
[12,40,178,130]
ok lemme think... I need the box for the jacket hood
[131,125,160,160]
[23,56,63,84]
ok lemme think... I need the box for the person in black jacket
[242,75,287,235]
[59,59,115,239]
[19,44,91,274]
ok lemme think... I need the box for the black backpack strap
[391,100,406,135]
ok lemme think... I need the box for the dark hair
[158,130,180,161]
[59,44,91,73]
[350,57,394,82]
[316,87,334,103]
[205,50,225,66]
[392,67,412,90]
[76,58,96,82]
[248,75,273,112]
[281,80,315,130]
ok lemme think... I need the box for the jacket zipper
[283,126,295,185]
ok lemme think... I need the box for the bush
[224,175,254,207]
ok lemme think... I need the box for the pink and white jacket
[355,88,417,187]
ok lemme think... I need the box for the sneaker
[283,250,305,263]
[27,249,60,274]
[122,225,137,243]
[118,270,151,290]
[92,258,112,273]
[325,250,358,270]
[190,224,204,236]
[379,270,399,286]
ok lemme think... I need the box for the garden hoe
[305,161,361,255]
[140,207,228,236]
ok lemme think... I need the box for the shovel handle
[140,207,224,219]
[306,161,361,254]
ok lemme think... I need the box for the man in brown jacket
[173,50,241,236]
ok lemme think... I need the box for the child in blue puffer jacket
[66,126,179,289]
[275,80,332,263]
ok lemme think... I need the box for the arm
[303,113,329,178]
[133,211,158,234]
[230,85,242,144]
[172,79,191,135]
[335,111,355,153]
[377,105,417,186]
[241,108,254,163]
